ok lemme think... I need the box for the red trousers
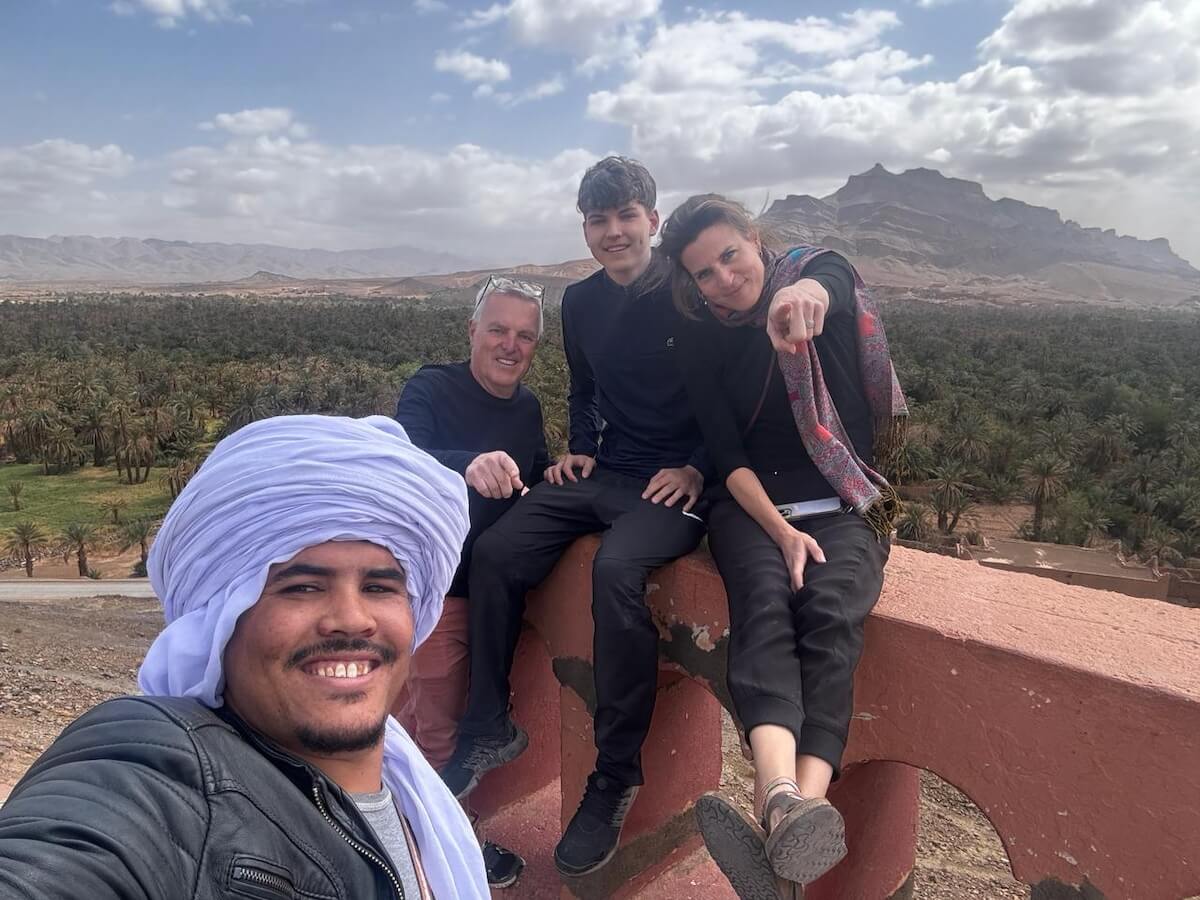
[396,596,469,771]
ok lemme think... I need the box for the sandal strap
[757,776,801,828]
[757,776,799,805]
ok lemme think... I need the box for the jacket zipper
[311,782,406,900]
[231,864,294,897]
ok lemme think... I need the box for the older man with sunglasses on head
[393,274,550,887]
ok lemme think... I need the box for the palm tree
[162,458,198,500]
[224,386,274,434]
[4,522,49,578]
[980,472,1022,504]
[99,496,129,524]
[42,423,82,473]
[6,481,22,512]
[944,409,990,466]
[1022,454,1069,541]
[78,403,112,468]
[944,491,976,536]
[61,522,98,577]
[1033,418,1080,464]
[929,461,972,534]
[1139,520,1183,573]
[1079,509,1113,549]
[895,503,933,543]
[120,518,156,572]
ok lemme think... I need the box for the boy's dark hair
[577,156,657,215]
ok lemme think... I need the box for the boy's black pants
[459,468,705,786]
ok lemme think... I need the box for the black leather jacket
[0,696,410,899]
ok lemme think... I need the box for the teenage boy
[441,157,709,876]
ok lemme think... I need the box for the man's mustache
[285,638,398,669]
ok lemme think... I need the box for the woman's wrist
[765,515,797,548]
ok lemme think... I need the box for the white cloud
[460,0,660,71]
[434,50,511,83]
[581,1,1200,265]
[0,140,133,186]
[980,0,1199,96]
[200,107,299,136]
[9,0,1200,269]
[330,20,351,32]
[486,74,567,107]
[460,3,508,29]
[0,133,596,262]
[109,0,252,27]
[413,0,449,13]
[0,140,135,228]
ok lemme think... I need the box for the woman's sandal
[695,792,799,899]
[761,780,847,886]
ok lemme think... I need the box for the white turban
[138,414,487,898]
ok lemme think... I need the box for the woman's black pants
[707,499,889,776]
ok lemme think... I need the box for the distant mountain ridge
[0,234,472,283]
[759,165,1198,303]
[3,167,1197,307]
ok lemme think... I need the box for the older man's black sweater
[395,361,549,597]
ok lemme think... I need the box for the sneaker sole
[764,798,846,885]
[695,793,779,900]
[453,727,530,800]
[553,786,640,877]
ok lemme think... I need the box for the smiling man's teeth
[312,661,374,678]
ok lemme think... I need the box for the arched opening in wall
[712,715,1033,900]
[913,770,1029,899]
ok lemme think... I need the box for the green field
[0,464,172,538]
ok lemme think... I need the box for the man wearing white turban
[0,414,488,900]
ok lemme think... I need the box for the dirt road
[0,592,1028,899]
[0,578,156,600]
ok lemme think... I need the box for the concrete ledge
[478,540,1200,900]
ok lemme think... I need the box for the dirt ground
[0,591,1030,899]
[969,503,1035,542]
[0,546,145,580]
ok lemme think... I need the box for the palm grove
[1,293,1197,576]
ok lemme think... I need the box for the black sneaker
[483,840,525,889]
[439,721,529,799]
[553,772,640,876]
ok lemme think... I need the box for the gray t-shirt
[351,786,423,899]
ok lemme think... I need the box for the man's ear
[467,317,478,343]
[648,208,661,236]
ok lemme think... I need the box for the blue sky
[2,0,1198,267]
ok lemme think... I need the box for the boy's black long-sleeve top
[562,255,708,481]
[395,361,550,597]
[676,251,874,505]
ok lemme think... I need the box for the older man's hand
[767,278,830,353]
[466,450,525,499]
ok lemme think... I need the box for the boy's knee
[591,553,642,596]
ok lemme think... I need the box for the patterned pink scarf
[721,247,908,536]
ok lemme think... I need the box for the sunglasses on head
[474,275,546,311]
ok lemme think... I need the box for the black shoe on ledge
[483,840,526,889]
[554,771,639,877]
[438,720,528,799]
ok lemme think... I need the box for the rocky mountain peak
[758,165,1198,300]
